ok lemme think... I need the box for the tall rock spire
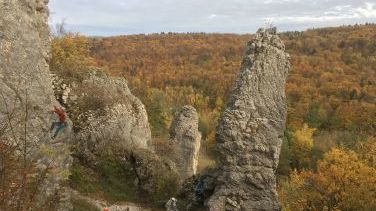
[207,28,290,210]
[169,105,201,179]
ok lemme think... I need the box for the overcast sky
[49,0,376,36]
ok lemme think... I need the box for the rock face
[123,148,181,201]
[0,0,72,210]
[52,70,152,161]
[207,28,290,210]
[0,0,53,123]
[165,198,178,211]
[169,105,201,179]
[179,169,219,210]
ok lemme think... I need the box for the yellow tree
[305,148,376,210]
[278,170,315,211]
[279,147,376,211]
[356,136,376,168]
[50,34,96,76]
[290,124,316,169]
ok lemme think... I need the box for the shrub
[70,147,181,208]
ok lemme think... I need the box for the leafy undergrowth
[69,157,139,206]
[72,198,100,211]
[69,152,180,210]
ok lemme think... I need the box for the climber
[50,106,67,139]
[195,177,205,204]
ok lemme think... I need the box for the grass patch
[69,157,138,204]
[96,156,138,202]
[69,149,181,209]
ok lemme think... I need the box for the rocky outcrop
[165,198,178,211]
[169,105,201,180]
[179,169,219,210]
[52,70,152,161]
[207,28,290,210]
[123,148,181,202]
[0,0,72,210]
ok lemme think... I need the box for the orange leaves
[309,148,376,210]
[280,145,376,211]
[50,33,97,75]
[81,25,376,137]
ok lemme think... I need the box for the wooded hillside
[50,24,376,210]
[88,24,375,143]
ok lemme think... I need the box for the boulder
[52,70,152,161]
[207,28,290,210]
[124,148,181,204]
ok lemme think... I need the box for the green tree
[145,89,171,138]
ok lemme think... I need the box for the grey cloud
[49,0,376,36]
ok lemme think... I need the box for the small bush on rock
[70,147,181,208]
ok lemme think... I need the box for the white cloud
[49,0,376,36]
[264,0,300,4]
[356,3,376,18]
[208,14,218,19]
[266,2,376,24]
[270,14,359,23]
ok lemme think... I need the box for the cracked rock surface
[0,0,72,210]
[169,105,201,179]
[52,70,152,163]
[207,28,290,211]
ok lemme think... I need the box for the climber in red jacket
[50,106,67,139]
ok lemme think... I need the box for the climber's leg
[50,122,58,131]
[52,122,65,139]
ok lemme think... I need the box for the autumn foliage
[50,24,376,210]
[279,142,376,211]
